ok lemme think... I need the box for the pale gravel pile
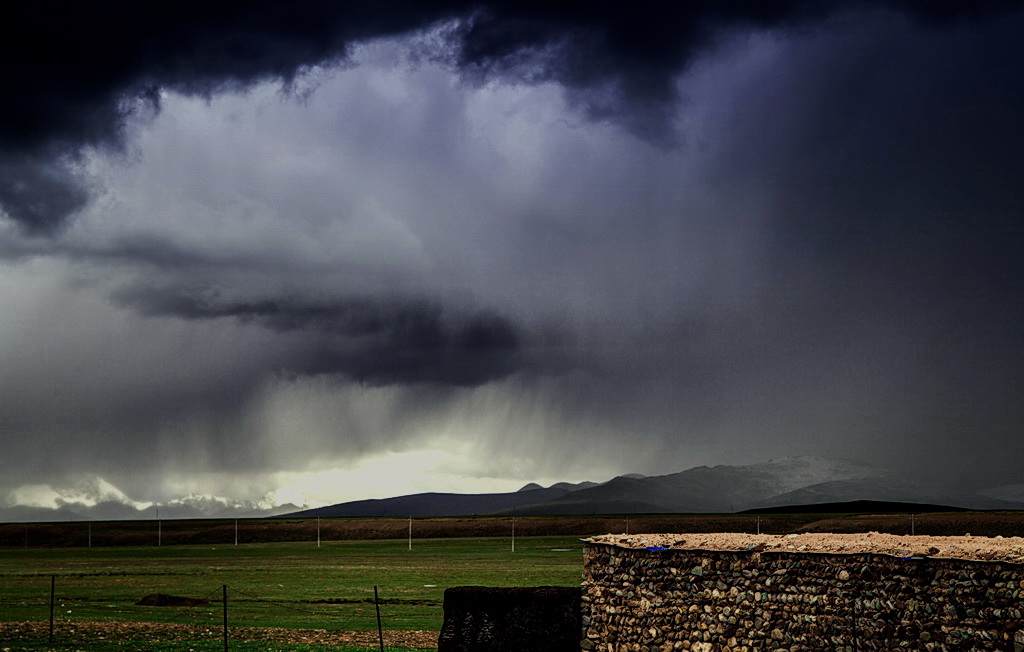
[586,532,1024,562]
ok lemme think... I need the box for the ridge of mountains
[283,456,1024,518]
[4,456,1023,523]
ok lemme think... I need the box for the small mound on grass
[136,593,210,607]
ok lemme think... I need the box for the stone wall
[582,542,1024,651]
[438,585,581,652]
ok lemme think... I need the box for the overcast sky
[1,1,1022,506]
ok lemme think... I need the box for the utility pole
[408,517,412,551]
[49,576,55,644]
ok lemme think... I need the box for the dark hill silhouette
[503,457,886,515]
[275,457,1024,519]
[277,486,575,518]
[740,500,970,514]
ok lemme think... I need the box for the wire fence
[0,512,845,550]
[0,523,589,650]
[0,574,439,650]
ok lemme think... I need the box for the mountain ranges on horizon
[285,456,1024,519]
[5,456,1024,523]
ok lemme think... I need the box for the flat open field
[0,514,819,549]
[0,535,583,651]
[4,511,1023,650]
[5,511,1024,550]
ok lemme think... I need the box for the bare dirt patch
[0,620,437,648]
[588,532,1024,562]
[135,592,209,607]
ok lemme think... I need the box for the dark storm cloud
[112,286,526,386]
[1,0,1023,499]
[0,151,91,234]
[3,0,1020,233]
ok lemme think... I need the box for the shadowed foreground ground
[0,620,437,649]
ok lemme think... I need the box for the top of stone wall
[585,532,1024,562]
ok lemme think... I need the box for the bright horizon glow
[261,448,576,507]
[3,448,599,511]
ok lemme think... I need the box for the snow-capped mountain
[0,477,303,522]
[166,493,245,513]
[164,493,302,517]
[5,475,152,512]
[742,456,881,495]
[479,456,1024,515]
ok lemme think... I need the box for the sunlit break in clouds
[0,1,1022,510]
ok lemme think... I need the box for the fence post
[49,575,55,644]
[223,584,228,652]
[374,585,385,652]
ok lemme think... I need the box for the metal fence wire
[6,574,436,651]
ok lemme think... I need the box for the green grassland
[5,510,1015,650]
[0,535,583,650]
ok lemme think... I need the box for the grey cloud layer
[3,0,1020,233]
[113,287,526,386]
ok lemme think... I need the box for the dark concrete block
[438,586,582,652]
